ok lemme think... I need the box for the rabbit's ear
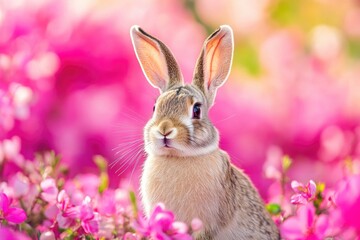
[130,26,183,93]
[192,25,234,106]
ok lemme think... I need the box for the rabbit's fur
[131,25,280,240]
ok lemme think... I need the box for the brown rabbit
[130,25,280,240]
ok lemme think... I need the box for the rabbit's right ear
[130,26,183,93]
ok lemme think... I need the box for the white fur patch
[166,128,177,139]
[152,126,177,139]
[174,141,218,157]
[180,116,193,136]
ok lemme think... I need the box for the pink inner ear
[207,33,226,89]
[132,31,169,91]
[138,33,159,52]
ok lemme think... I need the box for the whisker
[110,143,144,169]
[115,135,143,141]
[112,142,144,164]
[115,146,146,176]
[113,147,141,173]
[119,112,147,125]
[213,114,237,124]
[112,140,143,153]
[113,131,143,138]
[128,148,146,180]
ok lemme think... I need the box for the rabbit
[130,25,280,240]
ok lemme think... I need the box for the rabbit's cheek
[192,122,210,142]
[179,116,194,136]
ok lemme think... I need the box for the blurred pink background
[1,0,360,198]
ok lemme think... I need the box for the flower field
[1,0,360,239]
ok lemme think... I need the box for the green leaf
[50,151,61,169]
[271,0,300,25]
[98,172,109,194]
[316,182,325,193]
[129,191,138,217]
[233,41,262,76]
[94,155,109,194]
[347,39,360,59]
[62,228,76,240]
[94,155,108,172]
[266,203,282,215]
[282,155,292,172]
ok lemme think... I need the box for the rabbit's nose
[162,130,173,136]
[155,120,177,139]
[155,128,177,139]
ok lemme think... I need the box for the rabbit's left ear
[192,25,234,107]
[130,26,183,93]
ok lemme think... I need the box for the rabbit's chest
[141,155,224,227]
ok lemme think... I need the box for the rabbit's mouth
[162,139,176,150]
[163,138,171,148]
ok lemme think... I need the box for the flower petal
[5,207,26,223]
[57,214,73,229]
[82,217,99,234]
[79,202,94,221]
[63,206,79,218]
[297,205,315,229]
[154,212,174,231]
[291,181,303,192]
[40,178,58,203]
[280,217,304,239]
[315,214,329,239]
[291,194,308,205]
[0,226,30,240]
[0,193,10,212]
[190,218,203,231]
[171,221,188,234]
[308,180,317,197]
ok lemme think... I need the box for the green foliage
[94,155,109,194]
[314,182,325,215]
[282,155,292,172]
[270,0,342,32]
[266,203,282,216]
[347,39,360,59]
[271,0,300,26]
[234,42,262,76]
[129,191,138,217]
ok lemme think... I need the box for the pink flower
[280,204,329,240]
[135,203,192,240]
[97,190,116,216]
[190,218,203,232]
[55,190,75,228]
[9,83,33,120]
[40,178,59,203]
[123,232,138,240]
[1,136,21,160]
[0,92,15,131]
[263,146,284,180]
[0,226,30,240]
[9,172,30,198]
[335,174,360,232]
[56,190,70,212]
[290,180,316,205]
[0,193,26,224]
[43,190,73,229]
[98,216,115,239]
[78,196,99,234]
[39,230,56,240]
[63,174,99,205]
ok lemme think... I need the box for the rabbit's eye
[153,104,156,112]
[192,103,201,119]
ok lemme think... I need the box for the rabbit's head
[130,25,233,157]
